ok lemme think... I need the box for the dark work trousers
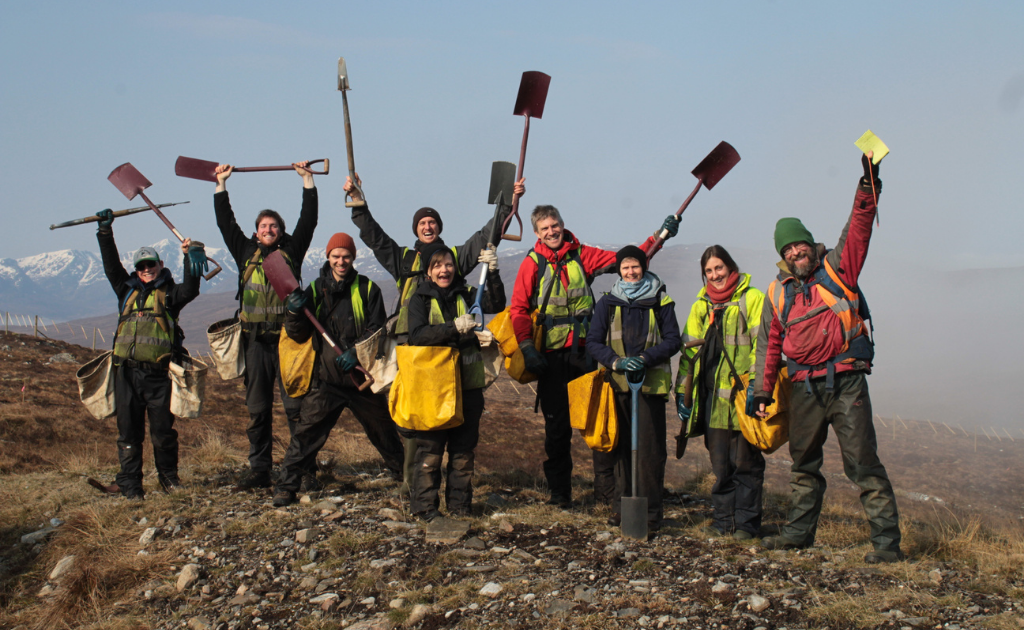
[610,391,668,526]
[539,348,590,500]
[592,449,617,505]
[704,427,765,536]
[244,333,303,473]
[784,371,901,552]
[114,364,177,494]
[401,388,484,517]
[276,380,404,492]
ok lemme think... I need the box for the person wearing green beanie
[752,152,903,565]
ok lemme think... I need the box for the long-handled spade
[49,201,189,230]
[174,156,328,183]
[337,57,365,208]
[468,161,517,324]
[621,371,649,541]
[648,141,741,260]
[107,163,223,280]
[501,71,551,242]
[260,250,373,392]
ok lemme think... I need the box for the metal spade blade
[107,163,152,200]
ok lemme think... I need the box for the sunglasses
[135,260,159,271]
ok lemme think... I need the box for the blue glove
[614,356,646,373]
[677,396,692,422]
[660,215,680,239]
[187,241,209,278]
[96,209,114,230]
[744,383,757,417]
[335,347,358,372]
[520,341,547,375]
[285,289,308,314]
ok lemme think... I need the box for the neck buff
[705,271,739,304]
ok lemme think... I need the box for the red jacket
[757,179,878,393]
[510,230,656,348]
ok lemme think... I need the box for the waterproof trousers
[592,450,616,505]
[276,380,404,492]
[244,333,303,473]
[401,388,484,517]
[538,348,592,501]
[705,427,765,536]
[610,391,667,526]
[783,371,901,552]
[114,364,177,496]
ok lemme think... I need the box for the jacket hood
[697,272,752,301]
[532,230,581,263]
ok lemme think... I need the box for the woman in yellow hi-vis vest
[677,245,766,539]
[403,242,505,521]
[586,246,681,531]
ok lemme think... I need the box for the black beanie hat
[412,207,443,237]
[616,245,648,275]
[417,241,453,269]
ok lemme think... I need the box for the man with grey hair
[508,205,680,507]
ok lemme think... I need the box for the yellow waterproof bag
[567,368,619,452]
[279,328,316,398]
[388,345,464,431]
[733,368,791,454]
[487,307,541,384]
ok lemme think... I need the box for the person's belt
[116,358,165,371]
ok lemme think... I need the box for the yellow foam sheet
[855,130,889,165]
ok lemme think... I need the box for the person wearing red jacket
[509,205,679,507]
[752,153,902,563]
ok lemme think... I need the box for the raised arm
[288,160,320,261]
[346,174,405,281]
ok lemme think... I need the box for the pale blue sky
[2,2,1022,268]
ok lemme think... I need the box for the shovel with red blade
[648,141,741,260]
[501,71,551,242]
[174,156,329,183]
[260,250,373,392]
[107,163,223,280]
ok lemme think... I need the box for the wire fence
[2,311,107,349]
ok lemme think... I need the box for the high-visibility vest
[528,249,594,350]
[606,292,675,395]
[395,246,458,335]
[766,253,873,388]
[428,292,484,390]
[676,275,764,433]
[239,249,294,328]
[114,287,177,364]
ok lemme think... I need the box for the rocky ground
[8,465,1023,630]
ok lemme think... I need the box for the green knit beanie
[773,218,815,257]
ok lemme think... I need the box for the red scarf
[705,271,739,304]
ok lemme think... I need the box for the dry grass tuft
[187,430,246,473]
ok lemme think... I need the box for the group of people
[94,150,903,564]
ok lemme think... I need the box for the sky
[2,1,1022,269]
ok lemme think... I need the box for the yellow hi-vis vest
[239,249,292,328]
[114,288,176,364]
[428,293,484,390]
[528,249,594,351]
[395,246,458,336]
[607,293,675,395]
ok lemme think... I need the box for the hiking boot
[159,476,183,494]
[272,490,297,507]
[607,514,622,527]
[864,549,905,564]
[122,488,145,501]
[732,530,755,541]
[546,494,573,510]
[761,535,808,550]
[300,473,323,492]
[236,470,272,490]
[416,509,442,523]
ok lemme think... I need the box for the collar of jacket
[697,272,752,301]
[414,236,448,251]
[127,268,173,292]
[532,229,581,263]
[318,262,357,293]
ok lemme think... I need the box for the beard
[786,248,819,280]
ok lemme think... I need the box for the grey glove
[454,313,477,334]
[478,246,499,272]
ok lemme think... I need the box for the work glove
[454,314,477,334]
[752,394,775,416]
[334,347,359,373]
[744,382,757,417]
[676,397,692,422]
[96,209,114,231]
[861,152,880,182]
[519,340,547,375]
[613,356,646,374]
[474,329,494,347]
[186,241,209,278]
[477,246,499,272]
[658,214,680,240]
[285,289,308,314]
